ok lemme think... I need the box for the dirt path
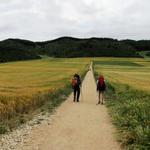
[16,66,121,150]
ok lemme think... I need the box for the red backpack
[71,77,78,87]
[97,76,106,90]
[99,77,104,86]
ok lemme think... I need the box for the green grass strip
[94,68,150,149]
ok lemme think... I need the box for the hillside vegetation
[36,37,137,57]
[122,39,150,51]
[2,37,150,62]
[0,39,40,62]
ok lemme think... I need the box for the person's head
[74,73,80,79]
[74,73,77,77]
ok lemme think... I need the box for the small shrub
[0,125,8,134]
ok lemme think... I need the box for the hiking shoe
[96,101,100,105]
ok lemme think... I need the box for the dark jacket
[74,74,81,89]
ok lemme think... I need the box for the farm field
[0,57,149,149]
[0,57,90,96]
[93,57,150,149]
[93,57,150,92]
[0,57,90,127]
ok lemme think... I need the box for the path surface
[15,67,121,150]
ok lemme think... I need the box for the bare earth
[16,68,121,150]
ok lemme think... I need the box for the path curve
[15,65,121,150]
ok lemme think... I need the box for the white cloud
[0,0,150,41]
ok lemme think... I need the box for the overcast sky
[0,0,150,41]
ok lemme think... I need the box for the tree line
[1,37,150,62]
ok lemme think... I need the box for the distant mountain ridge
[1,37,150,62]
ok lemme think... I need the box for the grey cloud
[0,0,150,41]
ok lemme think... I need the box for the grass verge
[93,68,150,149]
[106,83,150,149]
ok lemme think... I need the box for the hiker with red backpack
[72,74,81,102]
[96,75,106,105]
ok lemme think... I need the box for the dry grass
[0,58,90,96]
[0,57,90,122]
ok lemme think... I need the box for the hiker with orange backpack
[96,75,106,105]
[72,74,81,102]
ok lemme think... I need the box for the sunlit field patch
[93,57,150,92]
[0,57,90,126]
[0,57,90,96]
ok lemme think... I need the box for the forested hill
[36,37,137,57]
[0,39,40,62]
[1,37,150,62]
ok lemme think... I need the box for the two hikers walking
[71,73,106,104]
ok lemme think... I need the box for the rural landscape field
[0,57,90,97]
[0,56,149,149]
[94,57,150,92]
[1,0,150,149]
[94,57,150,149]
[0,57,90,131]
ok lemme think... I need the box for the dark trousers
[74,87,80,102]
